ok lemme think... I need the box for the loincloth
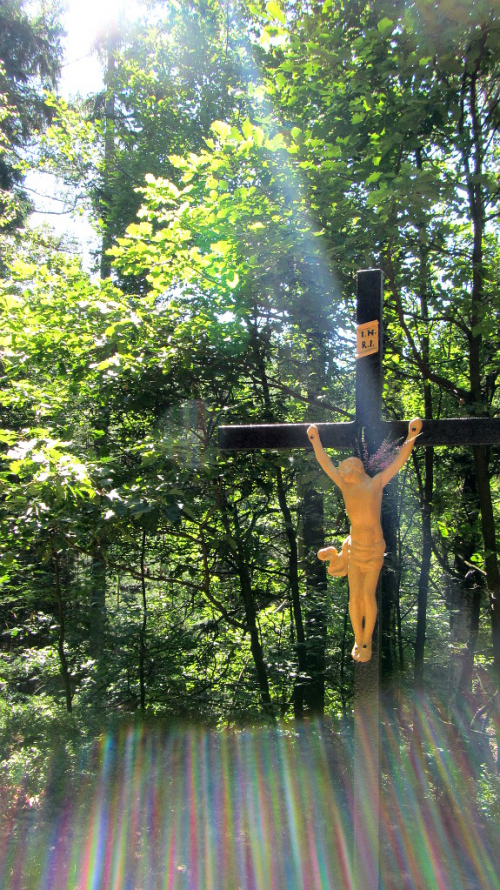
[318,535,385,577]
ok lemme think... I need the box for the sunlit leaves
[2,0,500,741]
[6,436,95,507]
[266,1,286,26]
[377,17,393,35]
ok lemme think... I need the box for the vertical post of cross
[353,269,383,890]
[356,268,384,453]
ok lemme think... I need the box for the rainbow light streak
[379,697,499,890]
[1,708,499,890]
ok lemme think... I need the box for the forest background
[1,0,500,851]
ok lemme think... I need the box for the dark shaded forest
[1,1,500,887]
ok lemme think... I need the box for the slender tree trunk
[139,528,147,711]
[237,552,275,719]
[413,158,435,695]
[415,447,433,693]
[302,336,328,716]
[100,29,116,280]
[221,490,275,719]
[89,554,107,659]
[241,585,274,718]
[339,597,350,714]
[302,484,327,715]
[463,58,500,692]
[473,445,500,689]
[457,589,482,700]
[53,548,72,713]
[276,466,307,718]
[380,481,400,685]
[414,273,433,690]
[448,459,484,684]
[249,325,307,716]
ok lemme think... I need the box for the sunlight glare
[61,0,143,97]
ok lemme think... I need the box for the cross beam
[218,417,500,450]
[219,267,500,452]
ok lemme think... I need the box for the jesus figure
[307,418,422,662]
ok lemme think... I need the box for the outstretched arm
[378,418,422,488]
[307,425,342,488]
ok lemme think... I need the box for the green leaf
[377,17,393,34]
[253,126,265,147]
[265,133,285,151]
[242,118,253,139]
[211,120,232,141]
[266,1,286,25]
[226,271,239,289]
[211,240,230,256]
[438,521,449,538]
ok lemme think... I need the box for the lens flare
[1,707,498,890]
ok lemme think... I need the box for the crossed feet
[352,641,372,663]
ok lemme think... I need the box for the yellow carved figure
[307,419,422,663]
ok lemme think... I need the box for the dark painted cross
[219,269,500,453]
[218,268,500,889]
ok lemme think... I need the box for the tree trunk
[53,548,72,713]
[223,495,275,719]
[89,554,107,659]
[457,589,482,702]
[276,466,307,718]
[100,29,116,280]
[473,445,500,690]
[139,528,147,711]
[414,447,433,694]
[302,484,327,715]
[238,558,275,719]
[413,160,434,695]
[301,334,328,717]
[249,325,307,717]
[463,53,500,692]
[380,481,400,686]
[447,459,484,700]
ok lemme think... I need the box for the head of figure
[338,457,365,483]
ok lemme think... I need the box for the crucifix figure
[219,267,500,890]
[219,267,500,664]
[306,417,422,662]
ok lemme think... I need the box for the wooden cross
[219,269,500,453]
[219,268,500,889]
